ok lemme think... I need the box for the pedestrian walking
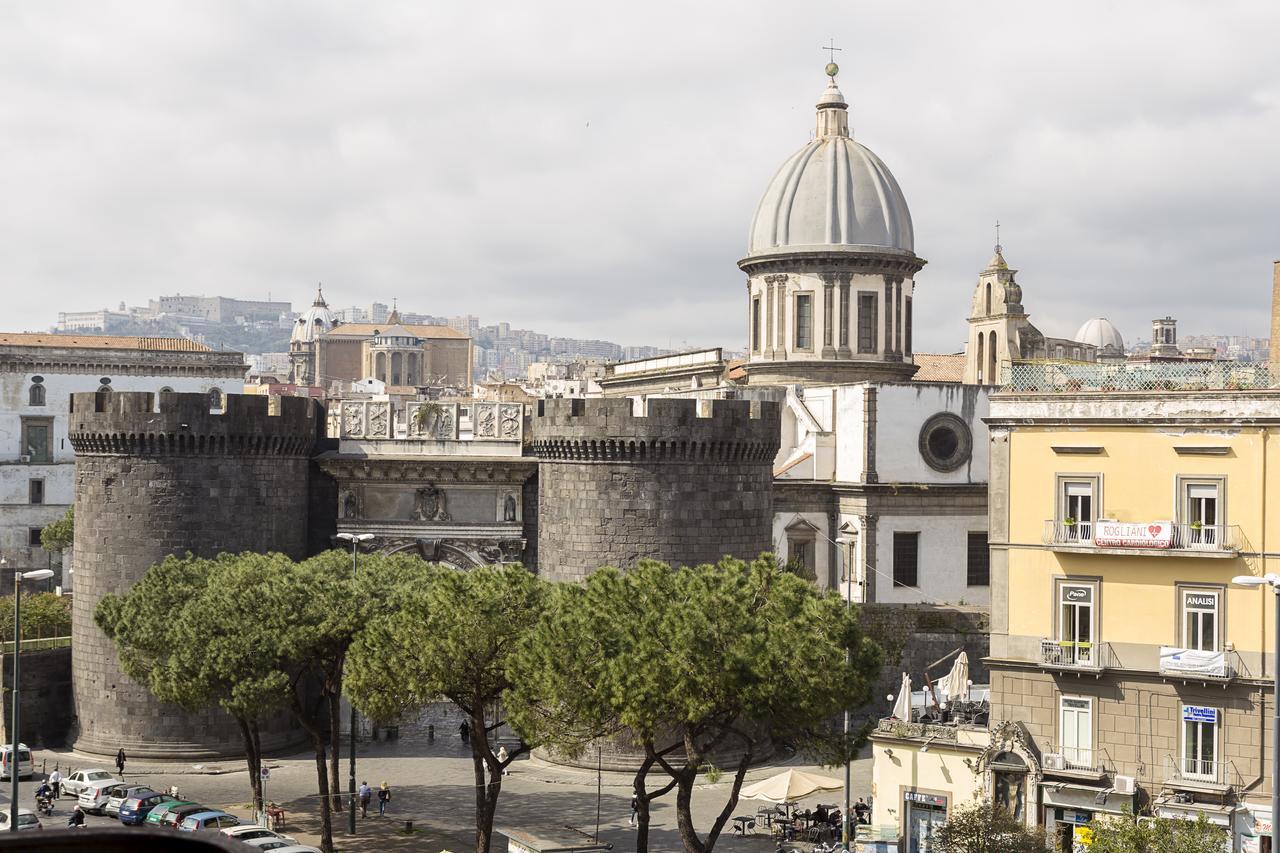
[630,795,638,826]
[116,749,126,777]
[496,744,509,776]
[854,797,870,825]
[377,781,391,817]
[460,720,470,745]
[48,768,62,799]
[358,780,372,818]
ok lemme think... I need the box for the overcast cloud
[2,1,1278,353]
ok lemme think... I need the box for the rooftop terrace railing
[1001,360,1275,394]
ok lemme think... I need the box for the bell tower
[963,242,1026,386]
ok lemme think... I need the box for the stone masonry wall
[68,391,318,758]
[530,397,780,581]
[856,605,991,725]
[1,646,73,748]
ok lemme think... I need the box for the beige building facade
[986,368,1280,852]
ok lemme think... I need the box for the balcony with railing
[1040,639,1112,673]
[1042,520,1243,556]
[1163,754,1241,795]
[1042,744,1111,780]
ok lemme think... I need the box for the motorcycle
[34,793,55,817]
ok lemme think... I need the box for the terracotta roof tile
[911,353,966,383]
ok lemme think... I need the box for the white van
[0,744,33,780]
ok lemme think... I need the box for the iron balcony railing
[1002,360,1275,394]
[1042,520,1243,552]
[1163,754,1242,789]
[1040,639,1111,671]
[1045,744,1111,775]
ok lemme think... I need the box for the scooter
[34,793,55,817]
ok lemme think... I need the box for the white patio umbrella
[943,652,970,705]
[739,769,844,803]
[890,673,912,720]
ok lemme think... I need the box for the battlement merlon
[530,397,781,457]
[67,392,319,456]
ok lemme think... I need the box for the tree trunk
[469,705,500,853]
[700,748,753,853]
[327,687,343,816]
[311,731,334,853]
[235,716,262,820]
[635,741,680,853]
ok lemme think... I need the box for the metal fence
[1002,360,1276,393]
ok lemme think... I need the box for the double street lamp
[336,533,373,837]
[833,534,856,853]
[5,560,55,833]
[1231,573,1280,853]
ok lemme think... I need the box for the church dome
[746,71,915,259]
[291,286,336,344]
[1074,317,1125,351]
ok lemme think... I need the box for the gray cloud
[2,1,1277,353]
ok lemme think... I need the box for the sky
[2,1,1278,353]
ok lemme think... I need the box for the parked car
[60,768,117,798]
[245,842,320,853]
[178,810,240,832]
[101,784,155,818]
[76,778,129,814]
[0,808,42,831]
[119,792,178,826]
[221,825,297,844]
[0,744,34,780]
[158,802,210,829]
[144,800,199,827]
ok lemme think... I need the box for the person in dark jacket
[116,749,126,776]
[378,781,391,817]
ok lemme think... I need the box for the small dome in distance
[1074,317,1125,352]
[291,285,336,344]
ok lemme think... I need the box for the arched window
[160,386,174,393]
[984,282,992,315]
[975,333,985,384]
[28,383,45,407]
[96,384,112,395]
[987,330,997,384]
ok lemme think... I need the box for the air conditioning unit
[18,455,31,463]
[1114,775,1136,795]
[1043,753,1066,771]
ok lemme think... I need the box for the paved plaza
[9,726,873,852]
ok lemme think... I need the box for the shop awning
[1041,782,1134,813]
[1155,800,1242,828]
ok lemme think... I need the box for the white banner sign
[1161,647,1228,677]
[1093,520,1173,548]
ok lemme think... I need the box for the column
[837,276,852,359]
[822,275,836,359]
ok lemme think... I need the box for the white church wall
[872,383,990,484]
[833,384,867,483]
[772,511,832,591]
[873,513,991,606]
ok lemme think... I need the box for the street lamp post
[336,533,373,837]
[8,563,54,832]
[1232,573,1280,853]
[835,534,855,852]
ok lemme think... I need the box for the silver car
[102,784,155,818]
[60,768,117,798]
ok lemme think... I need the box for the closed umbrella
[891,673,912,720]
[739,769,844,803]
[944,652,970,704]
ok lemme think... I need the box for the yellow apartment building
[987,362,1278,853]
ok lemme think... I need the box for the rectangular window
[789,539,811,572]
[795,293,813,350]
[1182,706,1218,780]
[28,527,43,548]
[966,532,989,586]
[1059,696,1093,769]
[839,287,850,348]
[1183,480,1222,547]
[857,293,877,353]
[20,418,53,463]
[29,479,44,505]
[1181,589,1220,651]
[1056,581,1096,666]
[893,532,919,588]
[751,297,761,352]
[1060,478,1096,541]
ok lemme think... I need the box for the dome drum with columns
[741,66,924,386]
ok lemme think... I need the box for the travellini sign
[1093,520,1173,548]
[1182,705,1218,724]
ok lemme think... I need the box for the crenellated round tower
[68,391,320,758]
[530,397,781,582]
